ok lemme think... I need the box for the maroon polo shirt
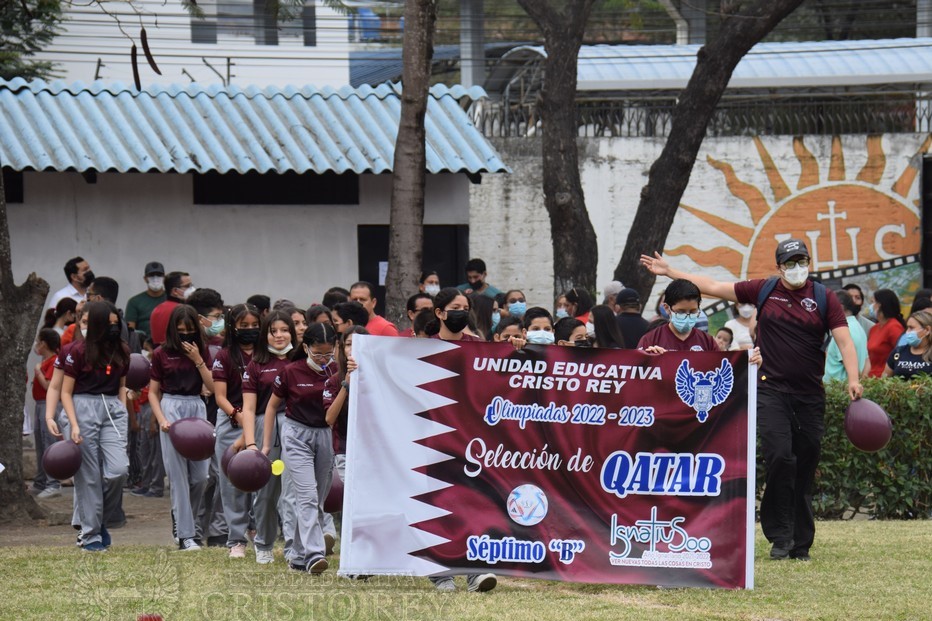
[54,341,77,370]
[243,357,289,416]
[61,340,128,396]
[272,359,334,428]
[150,345,212,396]
[637,324,718,352]
[734,278,846,394]
[211,348,252,408]
[323,374,348,454]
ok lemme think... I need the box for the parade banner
[340,336,756,589]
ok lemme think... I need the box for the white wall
[472,134,928,312]
[10,171,470,309]
[33,0,350,87]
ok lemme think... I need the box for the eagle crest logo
[675,358,734,423]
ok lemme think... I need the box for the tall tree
[517,0,599,297]
[383,0,437,325]
[613,0,806,299]
[0,0,62,80]
[0,167,50,523]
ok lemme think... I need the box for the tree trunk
[383,0,436,326]
[517,0,598,297]
[0,167,49,523]
[613,0,806,302]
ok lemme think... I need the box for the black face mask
[851,303,863,316]
[82,270,96,287]
[179,333,198,345]
[442,310,470,334]
[574,339,592,348]
[236,328,260,345]
[469,280,484,291]
[106,324,122,340]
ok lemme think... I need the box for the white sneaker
[229,543,247,559]
[37,487,62,499]
[179,538,201,551]
[255,549,274,564]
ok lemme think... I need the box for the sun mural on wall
[666,135,930,280]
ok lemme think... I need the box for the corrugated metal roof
[0,78,509,175]
[486,38,932,93]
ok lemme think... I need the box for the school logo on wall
[675,359,734,423]
[668,135,930,280]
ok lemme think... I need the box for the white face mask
[268,343,294,356]
[738,304,755,319]
[80,328,88,338]
[782,266,809,287]
[182,286,196,300]
[585,322,595,337]
[146,276,164,292]
[424,284,440,296]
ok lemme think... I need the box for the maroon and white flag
[341,336,756,589]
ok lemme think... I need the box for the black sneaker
[101,526,111,548]
[790,549,811,561]
[770,541,793,560]
[206,535,227,548]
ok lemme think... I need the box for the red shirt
[32,355,57,401]
[272,359,334,427]
[735,278,846,394]
[148,300,180,346]
[60,323,76,347]
[211,348,252,408]
[244,357,290,416]
[637,324,718,352]
[867,319,906,377]
[150,345,211,396]
[61,341,128,396]
[365,314,399,337]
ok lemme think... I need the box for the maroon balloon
[126,353,151,390]
[324,470,344,513]
[844,398,893,453]
[43,440,82,480]
[221,444,237,477]
[168,418,216,461]
[227,450,272,493]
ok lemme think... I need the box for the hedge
[756,376,932,520]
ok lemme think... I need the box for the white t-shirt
[48,283,84,309]
[724,318,754,350]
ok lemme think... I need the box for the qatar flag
[340,336,756,589]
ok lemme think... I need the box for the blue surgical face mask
[491,310,501,332]
[508,301,527,318]
[868,304,877,320]
[659,305,669,319]
[555,308,569,319]
[670,313,698,334]
[206,317,225,337]
[899,331,921,348]
[526,330,555,345]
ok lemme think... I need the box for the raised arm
[640,252,738,303]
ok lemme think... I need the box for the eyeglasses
[670,310,702,320]
[782,258,810,269]
[309,352,333,362]
[202,312,223,321]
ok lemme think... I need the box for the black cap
[144,261,165,276]
[775,239,810,265]
[616,288,640,305]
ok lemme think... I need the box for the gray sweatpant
[72,394,129,546]
[254,412,296,555]
[281,418,332,565]
[32,401,61,491]
[214,412,250,546]
[160,395,209,541]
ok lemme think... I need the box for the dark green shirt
[125,290,165,337]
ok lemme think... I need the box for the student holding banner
[641,238,862,563]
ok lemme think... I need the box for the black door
[923,158,932,288]
[357,225,470,316]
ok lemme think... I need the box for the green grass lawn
[2,521,929,621]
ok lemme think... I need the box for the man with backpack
[640,238,863,563]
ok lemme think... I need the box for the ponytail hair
[44,297,78,329]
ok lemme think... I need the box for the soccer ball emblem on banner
[507,484,549,526]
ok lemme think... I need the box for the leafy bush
[756,376,932,520]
